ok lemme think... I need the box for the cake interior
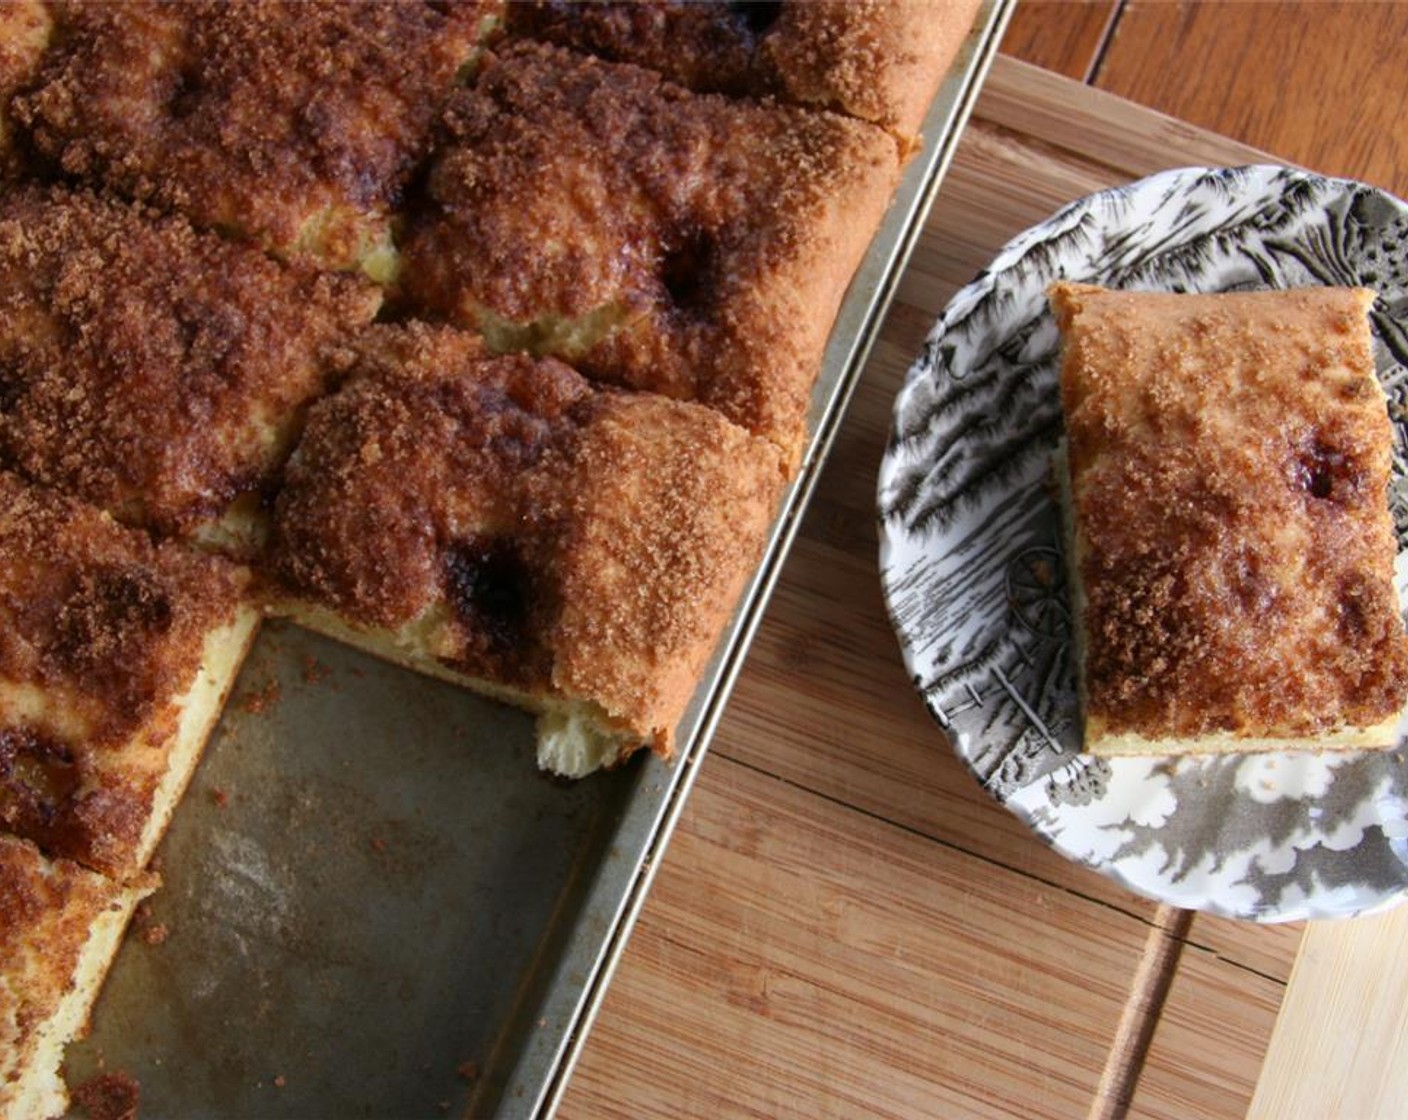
[274,600,637,778]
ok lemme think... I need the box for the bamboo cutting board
[556,55,1406,1120]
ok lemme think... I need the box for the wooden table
[558,6,1408,1118]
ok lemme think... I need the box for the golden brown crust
[0,185,379,540]
[1052,282,1408,746]
[546,392,783,743]
[399,40,898,465]
[269,324,588,687]
[507,0,980,145]
[0,834,152,1120]
[14,0,496,273]
[0,471,248,875]
[0,0,52,181]
[269,323,785,750]
[764,0,981,146]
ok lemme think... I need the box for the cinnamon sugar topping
[1053,283,1408,745]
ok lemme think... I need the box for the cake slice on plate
[269,323,785,776]
[1050,282,1408,755]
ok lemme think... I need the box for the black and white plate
[877,164,1408,922]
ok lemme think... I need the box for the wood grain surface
[1096,1,1408,196]
[1248,909,1408,1120]
[558,6,1408,1118]
[999,0,1116,80]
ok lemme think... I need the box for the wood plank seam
[1173,943,1293,989]
[1083,0,1128,85]
[1088,904,1193,1120]
[717,752,1168,928]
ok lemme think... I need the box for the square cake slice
[399,40,899,467]
[268,324,785,776]
[0,186,379,551]
[1050,282,1408,755]
[507,0,983,151]
[13,0,499,279]
[0,472,259,879]
[0,834,154,1120]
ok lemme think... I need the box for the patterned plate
[877,165,1408,922]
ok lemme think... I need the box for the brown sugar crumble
[302,656,332,685]
[508,0,981,146]
[239,680,282,716]
[71,1070,140,1120]
[399,41,898,464]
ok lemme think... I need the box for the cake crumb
[303,656,332,684]
[211,787,230,808]
[456,1060,479,1082]
[72,1071,140,1120]
[273,1075,286,1089]
[142,922,169,946]
[240,679,282,714]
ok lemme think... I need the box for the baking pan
[63,4,1012,1115]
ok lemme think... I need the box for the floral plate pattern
[877,165,1408,922]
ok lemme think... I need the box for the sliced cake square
[0,471,258,879]
[0,186,379,552]
[398,40,899,466]
[506,0,982,151]
[268,323,785,776]
[0,834,154,1120]
[13,0,499,279]
[1050,282,1408,755]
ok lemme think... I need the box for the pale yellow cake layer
[0,835,154,1120]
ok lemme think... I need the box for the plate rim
[877,161,1408,923]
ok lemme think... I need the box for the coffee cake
[399,40,898,466]
[0,186,379,551]
[269,323,785,775]
[507,0,981,151]
[0,834,153,1120]
[0,472,258,879]
[1051,282,1408,754]
[14,0,499,278]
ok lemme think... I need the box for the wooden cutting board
[556,54,1407,1120]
